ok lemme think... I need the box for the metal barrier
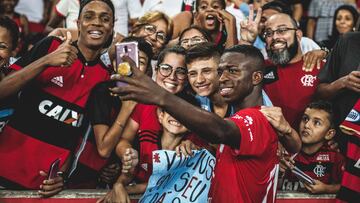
[0,190,336,203]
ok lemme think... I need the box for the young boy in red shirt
[280,101,345,194]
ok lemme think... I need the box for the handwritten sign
[139,149,215,203]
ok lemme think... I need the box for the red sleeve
[229,108,277,157]
[332,152,346,183]
[130,104,143,124]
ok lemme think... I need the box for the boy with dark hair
[280,101,345,194]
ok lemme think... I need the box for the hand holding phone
[115,42,139,76]
[47,158,61,180]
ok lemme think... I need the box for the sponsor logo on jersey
[38,100,84,127]
[345,109,360,122]
[316,154,330,162]
[51,76,64,87]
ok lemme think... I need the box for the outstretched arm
[110,57,241,149]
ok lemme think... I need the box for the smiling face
[196,0,224,31]
[187,57,219,97]
[336,9,355,34]
[265,14,301,65]
[218,52,254,104]
[0,26,13,68]
[77,1,114,50]
[155,52,187,94]
[179,28,208,50]
[159,111,188,135]
[299,108,334,146]
[132,19,167,56]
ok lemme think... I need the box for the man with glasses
[262,13,324,129]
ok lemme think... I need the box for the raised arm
[0,32,78,99]
[110,57,241,149]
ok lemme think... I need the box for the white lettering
[39,100,53,114]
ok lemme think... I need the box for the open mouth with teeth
[88,30,104,39]
[163,82,179,92]
[271,41,287,50]
[205,14,216,26]
[168,119,182,127]
[219,87,233,97]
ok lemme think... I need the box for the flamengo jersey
[131,104,162,183]
[209,107,279,203]
[0,37,110,189]
[337,100,360,202]
[263,60,321,129]
[281,146,345,192]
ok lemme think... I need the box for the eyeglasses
[263,27,297,38]
[180,36,206,47]
[143,24,167,44]
[156,64,187,80]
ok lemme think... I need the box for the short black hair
[307,101,335,128]
[79,0,115,23]
[262,0,292,16]
[185,42,220,65]
[121,36,154,76]
[195,0,226,11]
[156,45,187,67]
[223,45,265,72]
[0,16,19,51]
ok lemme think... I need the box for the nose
[218,71,228,83]
[91,16,101,26]
[304,120,311,129]
[196,73,206,84]
[167,69,177,80]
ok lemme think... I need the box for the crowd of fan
[0,0,359,202]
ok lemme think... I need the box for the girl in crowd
[98,93,200,203]
[320,5,359,50]
[172,0,237,49]
[178,25,211,50]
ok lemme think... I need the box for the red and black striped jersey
[281,146,345,192]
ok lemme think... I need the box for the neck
[234,86,263,112]
[302,141,325,155]
[288,49,303,64]
[161,131,184,150]
[77,40,102,61]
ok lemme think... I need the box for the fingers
[38,187,63,197]
[39,170,48,177]
[248,4,254,23]
[254,7,262,25]
[64,31,72,45]
[96,197,105,203]
[121,55,140,74]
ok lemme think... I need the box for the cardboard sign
[139,149,215,203]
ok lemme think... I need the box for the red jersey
[209,107,279,203]
[131,104,161,182]
[263,60,321,128]
[0,37,110,189]
[281,146,345,192]
[337,100,360,202]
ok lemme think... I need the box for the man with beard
[262,13,323,129]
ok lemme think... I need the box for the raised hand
[110,55,167,105]
[260,106,292,136]
[240,4,262,44]
[46,31,78,67]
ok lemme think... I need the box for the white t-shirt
[142,0,185,17]
[55,0,80,29]
[226,4,246,41]
[15,0,44,23]
[113,0,143,36]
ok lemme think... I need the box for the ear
[325,129,336,140]
[252,71,263,86]
[296,29,303,42]
[158,110,164,124]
